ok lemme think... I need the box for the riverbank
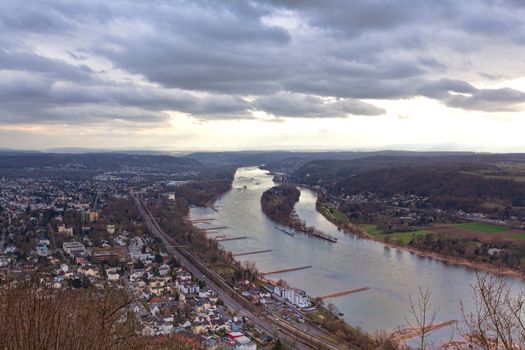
[315,199,525,280]
[183,217,397,348]
[262,166,525,280]
[189,166,525,344]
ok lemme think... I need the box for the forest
[406,233,525,270]
[260,185,301,226]
[173,179,233,207]
[292,155,525,216]
[331,167,525,213]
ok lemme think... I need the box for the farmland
[454,222,510,233]
[358,221,525,245]
[355,221,525,271]
[359,224,429,245]
[429,223,525,243]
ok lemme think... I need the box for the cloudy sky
[1,0,525,151]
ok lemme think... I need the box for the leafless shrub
[459,271,525,350]
[401,286,440,349]
[0,281,139,350]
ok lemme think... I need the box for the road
[132,192,344,350]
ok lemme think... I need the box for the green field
[359,224,428,244]
[358,224,383,239]
[386,230,429,244]
[212,264,236,278]
[455,222,510,233]
[513,233,525,240]
[320,202,349,225]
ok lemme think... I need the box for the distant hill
[186,150,475,168]
[45,147,183,155]
[292,153,525,213]
[294,154,525,183]
[184,151,305,166]
[336,167,525,209]
[0,152,201,169]
[0,148,42,155]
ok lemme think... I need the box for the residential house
[274,286,311,308]
[36,242,50,257]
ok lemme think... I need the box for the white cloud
[1,0,525,150]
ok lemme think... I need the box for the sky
[1,0,525,152]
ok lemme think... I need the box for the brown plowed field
[427,224,525,243]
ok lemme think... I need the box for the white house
[274,286,311,308]
[107,272,120,281]
[106,267,120,282]
[236,343,257,350]
[235,336,257,350]
[177,280,200,295]
[158,264,171,276]
[128,237,149,262]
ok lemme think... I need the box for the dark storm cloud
[1,0,525,126]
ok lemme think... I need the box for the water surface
[190,167,524,339]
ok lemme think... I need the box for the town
[0,162,326,350]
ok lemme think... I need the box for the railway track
[132,192,345,350]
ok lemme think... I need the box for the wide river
[190,167,525,340]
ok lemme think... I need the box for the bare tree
[460,271,525,350]
[402,286,440,349]
[242,260,259,280]
[276,278,289,288]
[0,280,199,350]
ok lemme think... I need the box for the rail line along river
[189,166,525,340]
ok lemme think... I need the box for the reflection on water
[189,166,524,339]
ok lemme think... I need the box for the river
[189,166,525,341]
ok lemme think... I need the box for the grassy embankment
[318,201,523,245]
[319,202,429,245]
[319,202,349,225]
[307,303,400,349]
[361,222,517,244]
[318,202,429,245]
[359,224,429,245]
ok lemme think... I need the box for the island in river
[260,184,301,227]
[261,184,338,242]
[190,166,525,343]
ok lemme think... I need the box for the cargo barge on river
[310,228,338,243]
